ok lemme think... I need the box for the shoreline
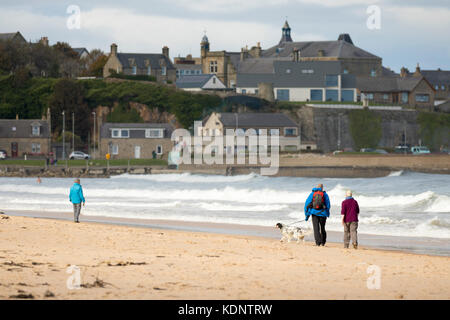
[4,210,450,257]
[0,214,449,299]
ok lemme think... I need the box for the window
[112,144,119,155]
[121,130,129,138]
[442,85,446,90]
[32,125,40,136]
[31,143,41,153]
[302,69,314,74]
[276,89,290,101]
[270,129,280,136]
[343,69,349,74]
[209,61,218,73]
[341,90,354,102]
[255,89,259,95]
[132,66,137,75]
[401,92,408,103]
[286,69,291,74]
[383,94,389,100]
[147,66,151,75]
[212,77,216,84]
[284,128,297,136]
[325,89,339,101]
[435,85,439,90]
[325,75,338,87]
[145,129,163,138]
[310,89,323,101]
[161,66,167,76]
[415,94,430,102]
[370,69,376,77]
[366,93,374,100]
[112,129,120,138]
[156,145,163,155]
[242,89,247,94]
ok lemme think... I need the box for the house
[0,119,51,158]
[418,68,450,104]
[201,112,301,151]
[0,31,27,43]
[236,60,357,102]
[174,54,202,78]
[72,47,90,59]
[102,44,176,83]
[176,74,226,91]
[99,123,175,159]
[356,71,435,108]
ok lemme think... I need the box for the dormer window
[147,66,151,75]
[370,69,376,77]
[32,125,40,136]
[132,66,137,75]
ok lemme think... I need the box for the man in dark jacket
[341,190,360,249]
[304,184,330,246]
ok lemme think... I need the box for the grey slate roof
[72,48,89,57]
[100,122,174,139]
[216,113,297,128]
[0,119,50,138]
[0,32,26,43]
[174,64,202,71]
[117,53,175,70]
[420,70,450,86]
[356,76,425,92]
[262,40,380,60]
[236,60,356,89]
[176,74,215,88]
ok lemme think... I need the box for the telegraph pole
[92,112,96,159]
[72,112,75,153]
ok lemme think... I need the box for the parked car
[360,148,376,153]
[0,150,7,160]
[69,151,91,160]
[411,146,431,154]
[374,149,388,154]
[395,145,411,154]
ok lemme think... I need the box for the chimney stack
[413,63,421,77]
[400,67,409,78]
[111,43,118,56]
[162,46,169,59]
[293,48,300,62]
[40,37,49,46]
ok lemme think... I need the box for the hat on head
[346,190,352,197]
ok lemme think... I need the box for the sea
[1,171,449,243]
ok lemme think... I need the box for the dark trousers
[311,215,327,246]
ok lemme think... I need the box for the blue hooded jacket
[69,183,85,204]
[304,187,330,221]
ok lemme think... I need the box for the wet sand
[0,213,449,300]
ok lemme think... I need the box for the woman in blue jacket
[69,178,85,223]
[304,184,330,246]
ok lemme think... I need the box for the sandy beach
[0,214,449,300]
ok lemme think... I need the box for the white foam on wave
[388,170,404,177]
[198,202,288,212]
[111,172,260,183]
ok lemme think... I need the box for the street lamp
[62,111,65,160]
[92,111,96,160]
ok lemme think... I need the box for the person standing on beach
[341,190,359,249]
[304,184,330,246]
[69,178,85,223]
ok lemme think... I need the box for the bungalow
[99,123,175,159]
[236,60,357,102]
[103,44,176,83]
[176,74,226,91]
[0,119,51,158]
[200,112,301,151]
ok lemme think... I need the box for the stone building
[99,122,175,159]
[0,119,51,158]
[417,67,450,103]
[356,72,435,109]
[0,31,27,43]
[103,44,176,83]
[200,112,301,151]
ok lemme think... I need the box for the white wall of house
[203,75,227,89]
[237,87,357,102]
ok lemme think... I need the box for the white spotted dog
[276,223,312,244]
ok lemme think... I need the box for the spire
[279,20,293,44]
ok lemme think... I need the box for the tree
[0,39,30,74]
[49,79,90,141]
[349,109,382,150]
[52,42,81,78]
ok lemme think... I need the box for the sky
[0,0,449,72]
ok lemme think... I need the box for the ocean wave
[198,202,288,212]
[110,172,261,183]
[388,170,404,177]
